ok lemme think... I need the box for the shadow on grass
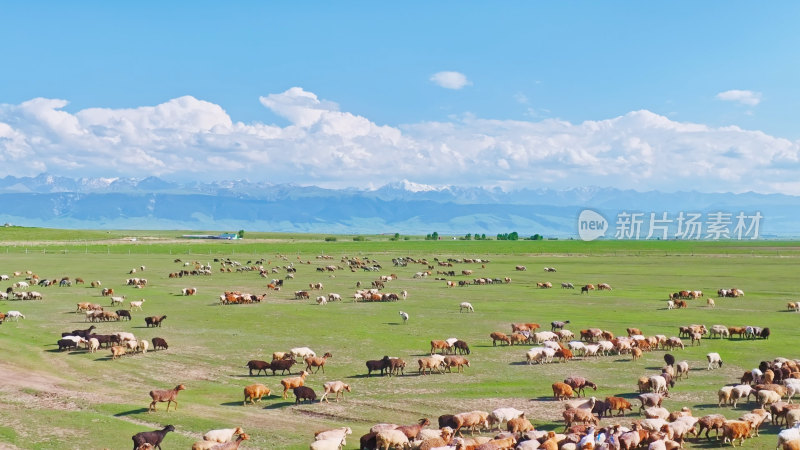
[114,408,149,417]
[220,401,247,407]
[509,361,531,366]
[263,401,297,409]
[385,322,404,326]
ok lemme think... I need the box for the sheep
[203,427,245,443]
[6,311,25,321]
[490,332,512,346]
[552,382,574,400]
[417,427,454,450]
[208,433,249,450]
[778,424,800,449]
[130,299,145,311]
[305,352,333,374]
[273,351,291,361]
[144,315,167,328]
[675,361,689,380]
[132,425,175,450]
[320,380,350,403]
[316,295,328,305]
[314,426,352,445]
[148,384,186,412]
[57,338,80,351]
[111,345,127,360]
[152,337,168,350]
[732,385,754,407]
[270,357,297,375]
[376,429,411,450]
[366,356,392,376]
[644,407,670,420]
[605,396,633,416]
[488,407,525,431]
[452,340,471,355]
[707,352,723,370]
[443,355,470,373]
[739,408,771,436]
[721,420,751,447]
[399,311,409,324]
[310,437,346,450]
[649,375,669,395]
[760,389,783,409]
[563,376,598,397]
[395,418,430,440]
[281,370,309,399]
[88,337,100,353]
[639,393,665,412]
[291,347,316,359]
[293,385,317,404]
[419,356,445,375]
[562,407,598,431]
[243,384,270,405]
[453,411,490,436]
[459,302,474,313]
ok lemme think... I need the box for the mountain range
[0,174,797,238]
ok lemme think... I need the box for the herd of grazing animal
[5,253,792,449]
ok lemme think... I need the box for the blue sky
[1,2,799,193]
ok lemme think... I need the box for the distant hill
[0,174,797,238]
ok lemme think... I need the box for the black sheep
[132,424,174,450]
[269,358,296,375]
[116,310,132,321]
[360,432,377,450]
[453,340,470,355]
[761,327,771,339]
[293,385,316,404]
[57,339,78,352]
[365,356,391,376]
[246,360,270,376]
[664,353,675,367]
[438,414,457,429]
[151,337,168,350]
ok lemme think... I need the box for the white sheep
[649,375,668,395]
[568,341,586,356]
[130,299,145,311]
[114,331,136,342]
[399,311,409,324]
[309,437,345,450]
[459,302,474,313]
[777,423,800,448]
[203,427,245,443]
[88,338,100,353]
[488,407,525,431]
[6,311,25,321]
[290,347,316,359]
[314,427,352,444]
[707,352,723,370]
[316,296,327,305]
[563,396,596,411]
[676,361,690,379]
[138,339,149,353]
[731,384,753,407]
[376,429,410,449]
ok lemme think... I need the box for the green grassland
[0,230,799,449]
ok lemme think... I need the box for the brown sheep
[304,352,332,374]
[243,384,270,405]
[443,355,470,373]
[281,371,309,399]
[110,345,126,360]
[697,414,726,440]
[453,411,490,436]
[418,357,444,375]
[148,384,186,412]
[605,396,633,416]
[562,407,598,431]
[552,382,574,400]
[507,416,534,433]
[509,333,528,346]
[721,420,751,447]
[490,332,511,346]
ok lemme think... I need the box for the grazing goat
[148,384,186,412]
[132,425,175,450]
[144,315,166,328]
[151,337,168,350]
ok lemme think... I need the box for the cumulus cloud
[716,89,762,106]
[430,71,472,90]
[0,89,798,194]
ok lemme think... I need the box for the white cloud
[430,71,471,90]
[716,89,762,106]
[0,90,798,194]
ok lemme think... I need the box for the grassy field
[0,231,798,449]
